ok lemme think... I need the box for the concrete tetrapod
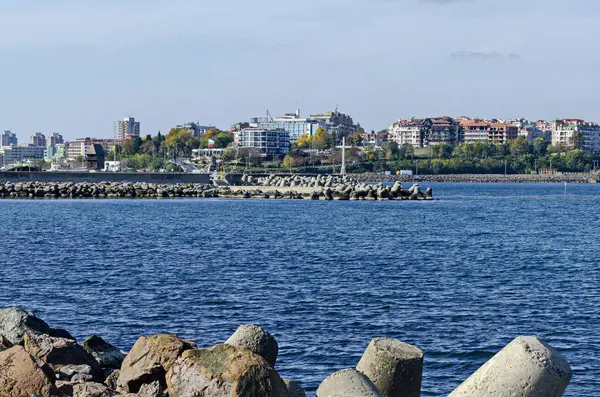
[448,336,572,397]
[317,368,382,397]
[225,324,279,367]
[356,338,423,397]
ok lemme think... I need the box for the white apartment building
[551,119,600,152]
[116,117,141,141]
[235,128,290,156]
[388,120,425,148]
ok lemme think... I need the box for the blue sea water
[0,182,598,396]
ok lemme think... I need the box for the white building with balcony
[235,128,290,156]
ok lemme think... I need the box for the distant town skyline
[1,0,600,140]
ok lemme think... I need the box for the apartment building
[116,117,141,141]
[235,128,290,156]
[29,132,46,147]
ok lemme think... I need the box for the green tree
[165,128,196,159]
[508,136,529,156]
[121,138,136,155]
[139,140,158,155]
[312,127,333,150]
[386,141,399,159]
[533,138,549,156]
[350,131,363,146]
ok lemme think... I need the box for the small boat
[587,178,597,183]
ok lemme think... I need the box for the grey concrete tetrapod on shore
[225,324,279,367]
[356,338,424,397]
[448,336,572,397]
[317,368,382,397]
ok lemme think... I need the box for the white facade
[551,119,600,152]
[116,117,141,140]
[0,145,45,165]
[388,122,423,148]
[236,128,290,156]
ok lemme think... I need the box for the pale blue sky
[1,0,599,140]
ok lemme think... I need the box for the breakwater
[350,173,596,183]
[0,307,572,397]
[0,178,433,200]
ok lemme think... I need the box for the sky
[1,0,600,141]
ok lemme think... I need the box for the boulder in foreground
[0,346,60,397]
[117,334,196,393]
[166,343,289,397]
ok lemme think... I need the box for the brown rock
[166,343,289,397]
[24,331,102,380]
[117,334,196,393]
[0,346,60,397]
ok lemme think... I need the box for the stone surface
[104,369,120,390]
[137,380,168,397]
[24,331,102,380]
[0,307,52,345]
[166,343,289,397]
[117,334,196,393]
[284,379,306,397]
[448,336,572,397]
[0,334,12,351]
[356,337,424,397]
[72,381,118,397]
[225,324,279,367]
[317,368,382,397]
[58,364,95,380]
[0,346,59,397]
[83,335,126,369]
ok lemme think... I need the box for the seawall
[0,171,212,184]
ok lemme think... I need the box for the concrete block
[317,368,382,397]
[356,338,423,397]
[449,336,572,397]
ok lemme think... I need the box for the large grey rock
[225,324,279,367]
[356,338,423,397]
[0,307,52,345]
[83,335,126,369]
[317,368,382,397]
[117,334,196,393]
[72,382,118,397]
[58,363,95,380]
[137,380,168,397]
[284,379,306,397]
[24,331,102,380]
[166,343,289,397]
[448,336,572,397]
[0,346,60,397]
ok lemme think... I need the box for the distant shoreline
[350,173,597,184]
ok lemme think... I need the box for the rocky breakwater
[352,173,593,184]
[0,307,573,397]
[0,177,434,201]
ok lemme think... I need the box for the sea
[0,182,598,396]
